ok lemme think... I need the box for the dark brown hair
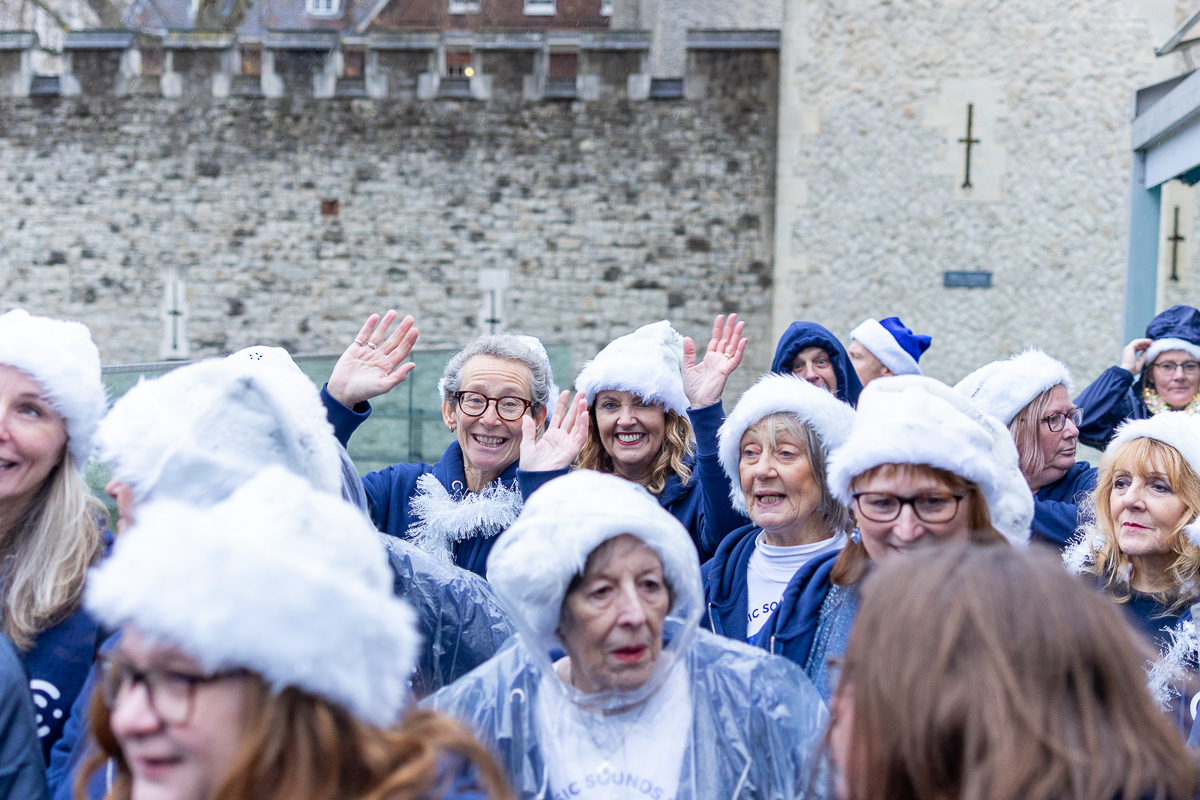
[80,676,514,800]
[831,463,1003,586]
[832,544,1199,800]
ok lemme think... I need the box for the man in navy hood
[770,321,863,406]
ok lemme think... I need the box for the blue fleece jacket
[0,634,48,799]
[515,402,746,562]
[1032,462,1097,547]
[1076,305,1200,449]
[770,322,862,406]
[700,524,762,641]
[323,386,518,578]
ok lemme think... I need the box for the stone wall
[773,0,1200,392]
[0,61,778,401]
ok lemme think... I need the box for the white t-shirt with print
[745,531,847,640]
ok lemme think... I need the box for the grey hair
[439,334,556,411]
[746,411,852,535]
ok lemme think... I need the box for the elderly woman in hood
[957,350,1095,547]
[771,321,862,406]
[426,471,828,800]
[1077,305,1200,448]
[323,311,587,577]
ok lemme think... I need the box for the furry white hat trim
[827,375,1033,545]
[1108,413,1200,547]
[718,374,856,514]
[1143,338,1200,370]
[96,352,342,505]
[486,470,702,658]
[0,309,105,468]
[86,468,420,727]
[850,318,921,376]
[955,349,1074,426]
[574,321,690,417]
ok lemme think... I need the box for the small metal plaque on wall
[943,271,992,288]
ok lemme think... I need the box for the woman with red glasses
[751,376,1031,701]
[957,349,1096,547]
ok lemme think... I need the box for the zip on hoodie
[707,602,716,634]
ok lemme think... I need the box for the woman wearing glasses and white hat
[957,349,1095,546]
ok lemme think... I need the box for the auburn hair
[576,404,694,496]
[81,677,514,800]
[1080,436,1200,615]
[830,544,1198,800]
[831,463,1003,586]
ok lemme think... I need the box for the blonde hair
[1080,436,1200,615]
[831,463,1003,587]
[1007,387,1056,483]
[833,544,1198,800]
[576,406,694,496]
[2,454,105,649]
[83,676,514,800]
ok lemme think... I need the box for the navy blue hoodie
[1077,305,1200,448]
[770,322,862,406]
[1032,462,1097,548]
[700,524,763,641]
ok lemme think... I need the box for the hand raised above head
[327,311,419,408]
[682,313,748,409]
[1120,337,1153,376]
[519,390,589,473]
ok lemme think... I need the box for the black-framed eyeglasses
[852,492,966,523]
[1041,407,1083,432]
[451,391,533,421]
[1153,360,1200,376]
[99,655,248,725]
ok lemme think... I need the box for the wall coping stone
[162,30,236,50]
[686,29,780,51]
[0,30,37,50]
[264,30,338,50]
[63,30,136,50]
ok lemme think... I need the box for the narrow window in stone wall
[141,46,163,76]
[523,0,555,16]
[445,50,473,78]
[448,0,481,13]
[549,52,577,79]
[241,47,262,76]
[306,0,340,15]
[343,49,364,78]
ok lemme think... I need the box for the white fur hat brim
[574,321,690,417]
[86,468,420,727]
[827,375,1033,545]
[96,354,343,505]
[718,374,856,515]
[485,470,702,658]
[1109,414,1200,548]
[0,309,105,468]
[850,318,921,376]
[1144,338,1200,370]
[955,349,1074,426]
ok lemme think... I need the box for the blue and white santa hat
[718,374,856,514]
[86,468,420,727]
[954,349,1074,426]
[1143,305,1200,367]
[849,317,931,376]
[574,321,689,417]
[0,309,106,469]
[826,375,1033,545]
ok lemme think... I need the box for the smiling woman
[0,310,109,761]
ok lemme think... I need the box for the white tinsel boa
[407,474,523,563]
[1148,618,1199,709]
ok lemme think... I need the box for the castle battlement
[0,27,778,101]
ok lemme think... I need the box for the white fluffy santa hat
[96,347,345,505]
[1109,413,1200,547]
[826,375,1033,544]
[86,467,420,727]
[574,321,690,417]
[717,374,856,514]
[955,349,1074,426]
[0,309,106,468]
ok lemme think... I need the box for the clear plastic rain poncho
[96,347,515,696]
[425,471,829,800]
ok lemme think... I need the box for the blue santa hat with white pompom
[849,317,931,376]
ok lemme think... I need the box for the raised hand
[519,390,589,472]
[682,313,748,408]
[1120,337,1153,376]
[327,311,420,408]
